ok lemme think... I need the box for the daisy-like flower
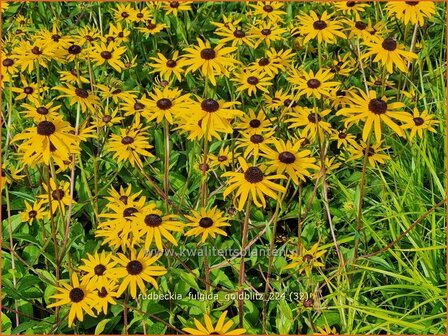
[59,69,90,85]
[264,88,297,112]
[283,242,326,276]
[313,156,342,179]
[235,109,274,135]
[73,26,101,46]
[209,146,237,170]
[39,178,73,215]
[289,68,339,99]
[363,37,418,73]
[20,199,47,224]
[92,106,124,128]
[233,71,272,97]
[121,98,149,124]
[130,7,152,23]
[336,90,409,142]
[385,1,436,27]
[313,324,338,335]
[183,310,246,335]
[162,1,192,16]
[184,207,230,243]
[249,48,293,77]
[297,10,346,44]
[12,117,78,166]
[53,84,100,113]
[104,123,154,167]
[237,131,275,159]
[133,203,183,251]
[47,273,96,327]
[93,280,119,315]
[96,83,137,104]
[223,157,286,210]
[104,185,141,208]
[214,19,255,48]
[149,51,186,81]
[347,141,390,167]
[112,3,134,22]
[330,128,357,148]
[329,53,356,77]
[79,251,117,289]
[333,1,369,15]
[13,39,58,72]
[106,22,131,44]
[1,164,25,190]
[136,20,168,36]
[89,42,127,72]
[21,101,61,122]
[141,86,192,124]
[401,108,439,140]
[248,1,286,23]
[251,21,287,48]
[11,75,48,102]
[286,107,333,141]
[36,25,72,50]
[346,15,375,42]
[113,249,167,298]
[182,38,237,86]
[261,139,319,185]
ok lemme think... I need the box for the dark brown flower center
[303,298,314,307]
[247,76,259,85]
[199,163,209,172]
[134,102,145,111]
[200,48,216,60]
[284,99,296,107]
[381,37,397,51]
[307,79,321,89]
[144,214,163,227]
[303,254,313,262]
[85,35,94,42]
[126,260,143,275]
[362,147,375,157]
[170,1,180,8]
[157,98,172,110]
[244,167,264,183]
[218,155,227,162]
[37,120,56,136]
[52,34,61,42]
[68,44,82,55]
[52,189,65,200]
[31,46,42,55]
[336,90,346,97]
[69,288,85,303]
[24,86,34,94]
[405,1,419,5]
[233,29,246,38]
[249,119,261,128]
[98,287,108,298]
[102,115,112,123]
[368,98,387,114]
[121,12,129,18]
[201,99,219,112]
[119,195,128,204]
[258,57,270,66]
[2,58,14,67]
[413,117,424,126]
[263,4,274,12]
[355,21,367,30]
[338,132,347,139]
[146,22,157,30]
[70,69,78,76]
[166,59,177,67]
[199,217,214,228]
[100,51,112,59]
[346,1,356,7]
[121,136,134,145]
[118,32,124,38]
[112,89,122,95]
[261,28,271,36]
[307,113,322,123]
[123,207,138,217]
[137,13,144,18]
[36,106,49,115]
[75,88,89,98]
[313,20,327,30]
[28,210,37,218]
[94,264,106,275]
[278,151,296,164]
[250,134,264,144]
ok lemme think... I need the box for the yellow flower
[79,251,118,289]
[184,207,230,243]
[401,108,439,140]
[20,199,47,224]
[347,141,390,167]
[20,101,61,122]
[333,1,369,14]
[297,10,346,44]
[283,242,326,276]
[47,273,96,327]
[148,51,187,82]
[223,157,286,210]
[385,1,436,26]
[93,280,119,315]
[233,71,273,97]
[39,178,74,215]
[209,146,238,170]
[89,42,127,73]
[183,310,246,335]
[236,130,275,159]
[251,21,287,48]
[113,248,167,298]
[289,68,339,99]
[162,1,192,16]
[136,20,168,36]
[53,84,100,113]
[286,107,333,141]
[248,1,286,23]
[235,108,274,135]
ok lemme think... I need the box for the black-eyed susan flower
[149,51,186,81]
[264,88,298,112]
[21,101,61,122]
[249,1,286,23]
[286,107,333,141]
[89,42,127,73]
[136,20,167,36]
[401,108,439,140]
[104,185,141,208]
[336,90,409,142]
[214,19,255,48]
[237,131,275,158]
[133,203,183,251]
[47,273,96,327]
[184,206,230,243]
[174,118,223,141]
[290,68,339,99]
[233,70,272,97]
[59,69,90,85]
[283,242,326,276]
[11,75,48,102]
[73,26,100,46]
[39,178,73,215]
[183,310,246,335]
[53,84,100,113]
[141,87,192,124]
[183,38,237,86]
[223,157,286,210]
[106,22,131,44]
[330,128,357,148]
[20,199,46,224]
[385,1,436,27]
[112,3,134,22]
[261,139,319,185]
[251,21,287,48]
[121,98,149,124]
[347,141,390,167]
[162,1,192,16]
[1,164,25,190]
[363,37,418,73]
[92,106,124,128]
[13,39,57,72]
[113,249,167,298]
[104,123,154,167]
[235,109,274,135]
[297,10,346,44]
[79,251,117,289]
[209,146,237,170]
[93,280,119,315]
[334,1,368,15]
[96,82,137,104]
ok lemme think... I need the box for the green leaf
[94,318,110,335]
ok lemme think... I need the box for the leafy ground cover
[1,1,446,334]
